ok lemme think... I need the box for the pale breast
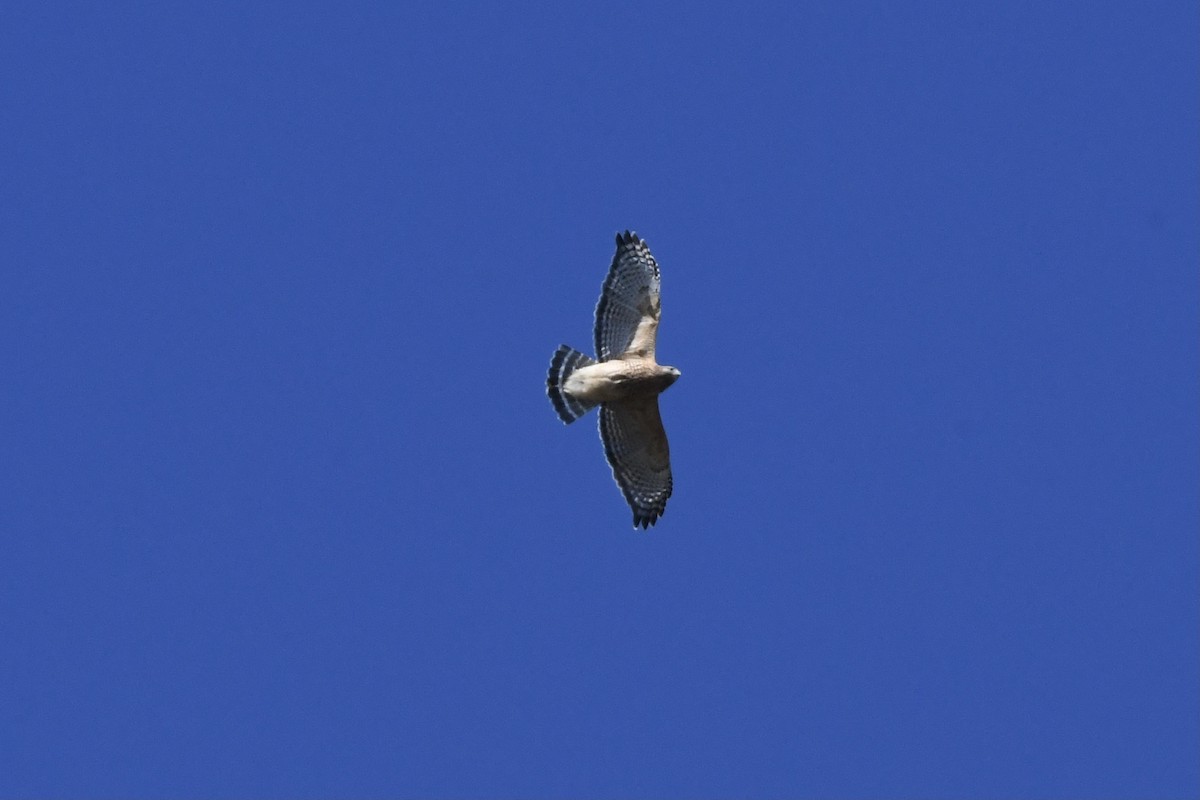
[564,358,661,404]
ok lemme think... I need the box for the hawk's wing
[599,398,672,528]
[594,231,662,361]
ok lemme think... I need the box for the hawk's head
[659,365,681,392]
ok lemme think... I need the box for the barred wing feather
[594,231,662,361]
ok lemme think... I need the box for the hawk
[547,231,681,529]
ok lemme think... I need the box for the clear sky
[2,3,1197,798]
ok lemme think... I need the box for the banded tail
[547,345,598,423]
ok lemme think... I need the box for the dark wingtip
[633,511,659,529]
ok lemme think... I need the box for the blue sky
[2,3,1197,797]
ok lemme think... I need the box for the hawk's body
[562,358,676,405]
[547,231,680,529]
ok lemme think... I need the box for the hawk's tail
[547,345,597,424]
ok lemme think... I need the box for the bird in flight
[547,231,681,529]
